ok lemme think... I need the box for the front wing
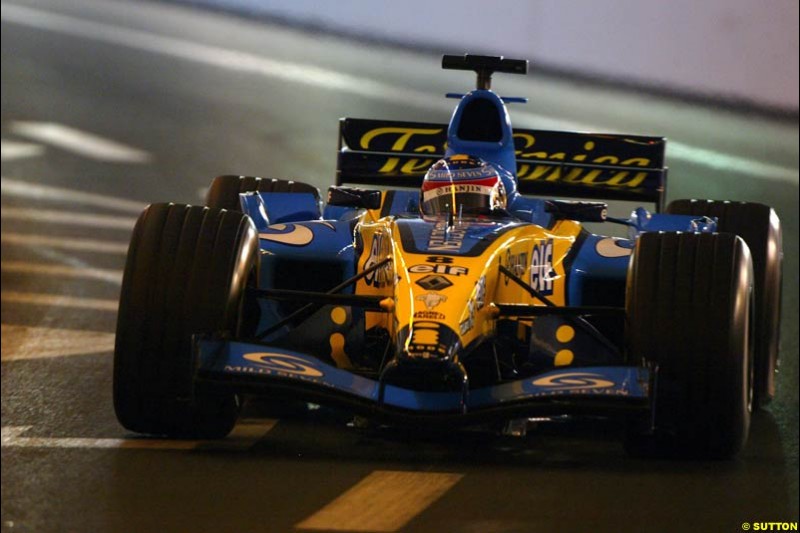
[195,338,651,424]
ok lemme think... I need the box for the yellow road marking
[197,419,279,451]
[296,470,463,532]
[2,420,277,450]
[1,207,136,230]
[1,324,115,361]
[1,260,122,284]
[1,291,118,311]
[1,232,129,254]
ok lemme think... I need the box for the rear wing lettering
[337,118,667,210]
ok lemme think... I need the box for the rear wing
[336,118,668,211]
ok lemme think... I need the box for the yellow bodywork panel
[355,211,582,355]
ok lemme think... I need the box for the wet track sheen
[1,1,798,531]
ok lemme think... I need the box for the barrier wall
[181,0,799,112]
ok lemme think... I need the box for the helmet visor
[421,183,495,216]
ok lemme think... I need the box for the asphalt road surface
[2,1,798,532]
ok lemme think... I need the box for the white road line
[0,4,436,113]
[1,232,128,254]
[1,426,195,450]
[1,177,146,214]
[1,260,123,284]
[1,324,115,361]
[1,291,118,311]
[1,140,44,161]
[665,142,798,182]
[1,207,137,230]
[1,3,795,182]
[296,470,463,532]
[2,420,277,450]
[10,121,151,163]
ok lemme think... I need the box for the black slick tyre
[625,231,753,459]
[666,199,781,407]
[205,175,320,211]
[113,203,259,438]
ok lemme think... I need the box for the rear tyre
[666,199,782,407]
[114,203,259,438]
[625,232,753,459]
[205,175,320,211]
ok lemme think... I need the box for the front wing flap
[195,338,651,423]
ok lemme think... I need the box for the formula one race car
[113,55,782,458]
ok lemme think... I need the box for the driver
[420,155,507,218]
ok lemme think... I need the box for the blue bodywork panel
[259,192,321,223]
[566,211,718,306]
[508,196,553,226]
[567,234,634,306]
[250,218,357,338]
[321,187,552,227]
[240,191,322,226]
[380,190,421,217]
[445,90,518,174]
[629,207,716,236]
[395,218,525,256]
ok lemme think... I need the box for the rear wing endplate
[336,118,668,210]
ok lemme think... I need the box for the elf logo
[409,264,469,276]
[364,233,392,288]
[530,239,555,295]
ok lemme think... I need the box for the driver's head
[421,155,507,217]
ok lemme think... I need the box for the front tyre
[205,175,320,211]
[114,203,259,438]
[667,199,782,406]
[625,232,753,459]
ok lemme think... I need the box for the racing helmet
[420,155,507,217]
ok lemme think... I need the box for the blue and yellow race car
[113,55,782,458]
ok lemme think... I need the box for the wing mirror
[545,200,608,222]
[327,186,382,210]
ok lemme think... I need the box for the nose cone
[399,321,461,361]
[399,252,492,362]
[383,322,468,394]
